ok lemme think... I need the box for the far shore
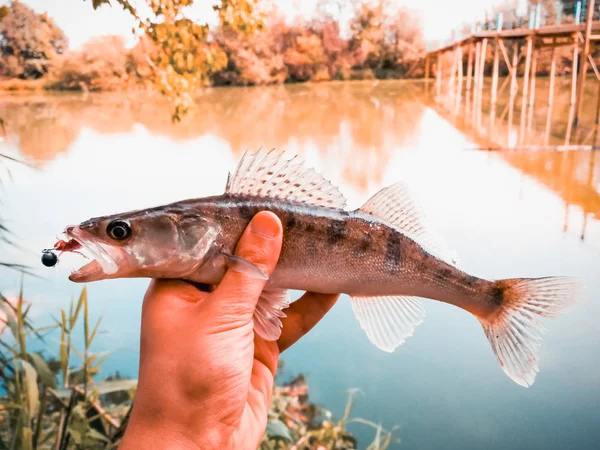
[0,76,433,94]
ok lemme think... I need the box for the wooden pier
[425,0,600,150]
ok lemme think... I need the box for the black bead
[41,250,58,267]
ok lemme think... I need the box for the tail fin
[480,277,579,387]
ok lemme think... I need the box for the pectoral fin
[253,287,290,341]
[222,252,268,280]
[221,252,289,340]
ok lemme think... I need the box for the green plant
[1,284,398,449]
[261,377,398,449]
[0,286,135,449]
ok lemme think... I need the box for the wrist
[120,418,200,450]
[119,402,235,450]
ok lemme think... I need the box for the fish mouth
[63,227,120,282]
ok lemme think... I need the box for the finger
[253,334,280,376]
[277,292,340,352]
[211,211,283,320]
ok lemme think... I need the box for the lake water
[1,81,599,449]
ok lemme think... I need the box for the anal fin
[254,287,290,341]
[350,295,425,352]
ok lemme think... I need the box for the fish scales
[190,195,492,311]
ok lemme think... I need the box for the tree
[212,14,288,86]
[383,8,425,75]
[284,29,327,82]
[348,1,424,76]
[0,1,68,79]
[349,2,386,70]
[87,0,265,120]
[49,35,131,91]
[310,17,352,80]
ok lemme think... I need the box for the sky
[5,0,516,49]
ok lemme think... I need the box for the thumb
[211,211,283,319]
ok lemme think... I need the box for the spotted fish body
[185,197,489,313]
[57,150,578,388]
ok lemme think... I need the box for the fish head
[64,207,220,283]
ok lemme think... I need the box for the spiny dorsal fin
[226,149,347,209]
[359,182,458,266]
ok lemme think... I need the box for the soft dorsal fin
[226,149,347,209]
[359,182,458,266]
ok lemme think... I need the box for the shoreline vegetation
[0,286,397,449]
[0,0,425,96]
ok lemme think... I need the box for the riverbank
[0,66,415,93]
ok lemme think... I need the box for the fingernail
[250,212,280,239]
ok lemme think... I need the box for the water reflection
[0,84,427,190]
[435,73,600,149]
[1,82,599,450]
[432,73,600,245]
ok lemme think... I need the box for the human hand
[119,211,339,450]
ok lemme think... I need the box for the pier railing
[427,0,600,52]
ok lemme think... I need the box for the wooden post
[594,77,600,144]
[573,0,596,127]
[581,150,597,240]
[565,37,580,145]
[476,38,488,127]
[455,45,464,115]
[519,37,533,145]
[490,38,500,129]
[425,54,431,80]
[544,45,557,146]
[436,54,442,99]
[594,72,600,145]
[508,42,519,146]
[526,45,538,134]
[596,72,600,125]
[465,42,474,112]
[472,40,482,125]
[448,46,458,109]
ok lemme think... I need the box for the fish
[53,149,579,387]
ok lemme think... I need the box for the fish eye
[106,220,132,241]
